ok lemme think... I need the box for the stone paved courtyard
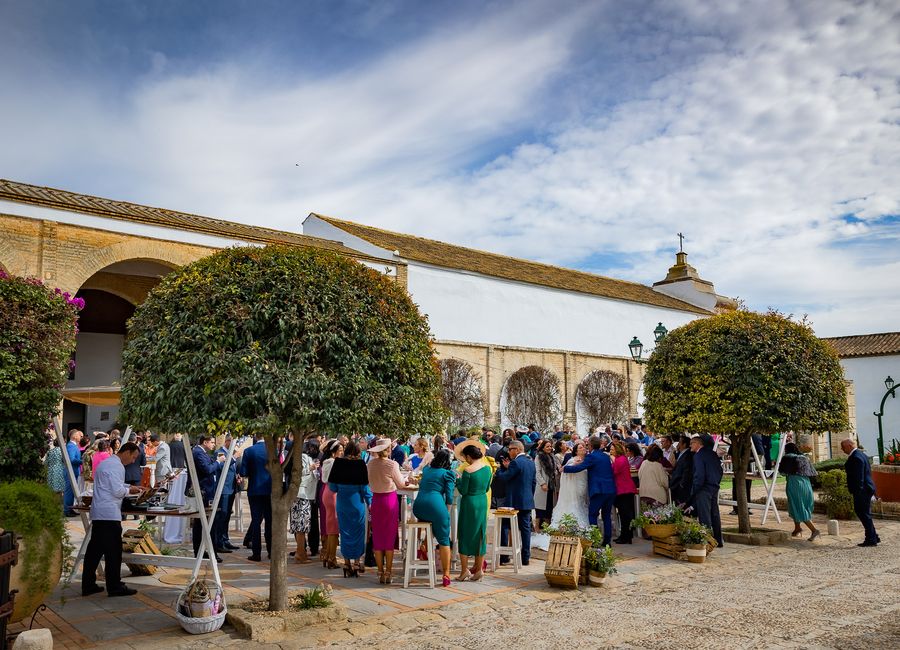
[12,499,899,649]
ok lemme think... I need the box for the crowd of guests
[53,420,879,600]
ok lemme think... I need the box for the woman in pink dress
[366,438,409,584]
[610,441,637,544]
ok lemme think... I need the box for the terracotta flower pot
[872,465,900,503]
[9,532,63,623]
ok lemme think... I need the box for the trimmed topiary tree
[643,310,848,534]
[119,245,445,610]
[0,270,82,483]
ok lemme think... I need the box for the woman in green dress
[781,443,820,541]
[454,441,492,582]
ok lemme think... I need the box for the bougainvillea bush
[0,270,82,482]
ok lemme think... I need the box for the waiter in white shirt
[81,441,145,597]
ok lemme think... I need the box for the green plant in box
[541,513,584,537]
[677,519,714,545]
[583,545,618,575]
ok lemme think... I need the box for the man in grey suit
[151,433,172,484]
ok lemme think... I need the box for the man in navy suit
[496,440,537,565]
[841,439,879,546]
[191,435,224,561]
[689,434,724,547]
[240,435,273,561]
[563,435,616,546]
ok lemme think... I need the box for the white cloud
[0,0,898,337]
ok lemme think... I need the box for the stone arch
[59,239,202,293]
[574,369,628,437]
[500,365,562,434]
[438,358,485,430]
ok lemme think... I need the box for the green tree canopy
[120,245,445,438]
[0,271,81,482]
[643,310,848,532]
[119,245,445,610]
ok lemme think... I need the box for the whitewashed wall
[407,263,701,355]
[840,355,900,460]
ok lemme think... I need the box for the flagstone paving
[8,500,898,649]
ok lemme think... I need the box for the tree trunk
[732,434,752,535]
[265,432,306,612]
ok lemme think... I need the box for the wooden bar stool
[490,510,521,573]
[403,521,435,588]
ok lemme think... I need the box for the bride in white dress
[551,439,590,528]
[532,440,592,550]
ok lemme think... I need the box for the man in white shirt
[81,442,144,597]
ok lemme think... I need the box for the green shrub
[811,459,847,489]
[0,272,81,482]
[819,469,854,519]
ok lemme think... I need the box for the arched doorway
[64,259,176,435]
[574,369,628,437]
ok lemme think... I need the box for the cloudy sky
[2,0,898,337]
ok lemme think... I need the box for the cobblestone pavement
[19,501,898,649]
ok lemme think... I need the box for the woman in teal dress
[781,443,820,541]
[455,442,492,582]
[413,449,457,587]
[328,441,373,577]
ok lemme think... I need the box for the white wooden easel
[717,433,787,525]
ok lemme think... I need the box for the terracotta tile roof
[0,179,357,255]
[823,332,900,358]
[311,214,710,314]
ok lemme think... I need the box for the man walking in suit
[689,434,724,548]
[496,440,537,565]
[240,435,273,561]
[841,439,879,546]
[562,435,616,545]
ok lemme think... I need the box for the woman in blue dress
[412,449,457,587]
[781,442,820,541]
[328,441,372,577]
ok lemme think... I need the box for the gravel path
[346,522,900,650]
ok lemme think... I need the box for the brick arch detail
[60,240,202,293]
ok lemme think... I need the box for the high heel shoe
[442,575,451,587]
[456,572,471,582]
[809,530,820,542]
[342,566,357,578]
[354,561,365,574]
[385,571,393,585]
[378,571,386,584]
[470,571,483,582]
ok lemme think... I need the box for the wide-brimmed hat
[368,438,392,454]
[454,438,486,463]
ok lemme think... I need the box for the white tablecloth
[163,472,188,544]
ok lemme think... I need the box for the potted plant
[631,503,684,539]
[583,545,617,586]
[873,439,900,503]
[542,513,591,548]
[677,519,713,563]
[0,481,68,622]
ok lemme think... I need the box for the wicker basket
[644,523,678,539]
[175,607,226,635]
[175,579,226,634]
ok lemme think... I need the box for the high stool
[490,510,521,574]
[403,521,435,588]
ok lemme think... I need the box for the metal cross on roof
[677,232,685,252]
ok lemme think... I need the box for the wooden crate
[544,535,583,589]
[651,535,717,561]
[122,530,161,575]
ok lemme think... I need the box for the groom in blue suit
[563,436,616,546]
[497,439,537,564]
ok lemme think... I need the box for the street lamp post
[874,375,896,461]
[628,322,668,365]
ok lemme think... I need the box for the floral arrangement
[677,519,714,546]
[631,503,684,529]
[541,513,585,537]
[884,439,899,466]
[583,545,618,575]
